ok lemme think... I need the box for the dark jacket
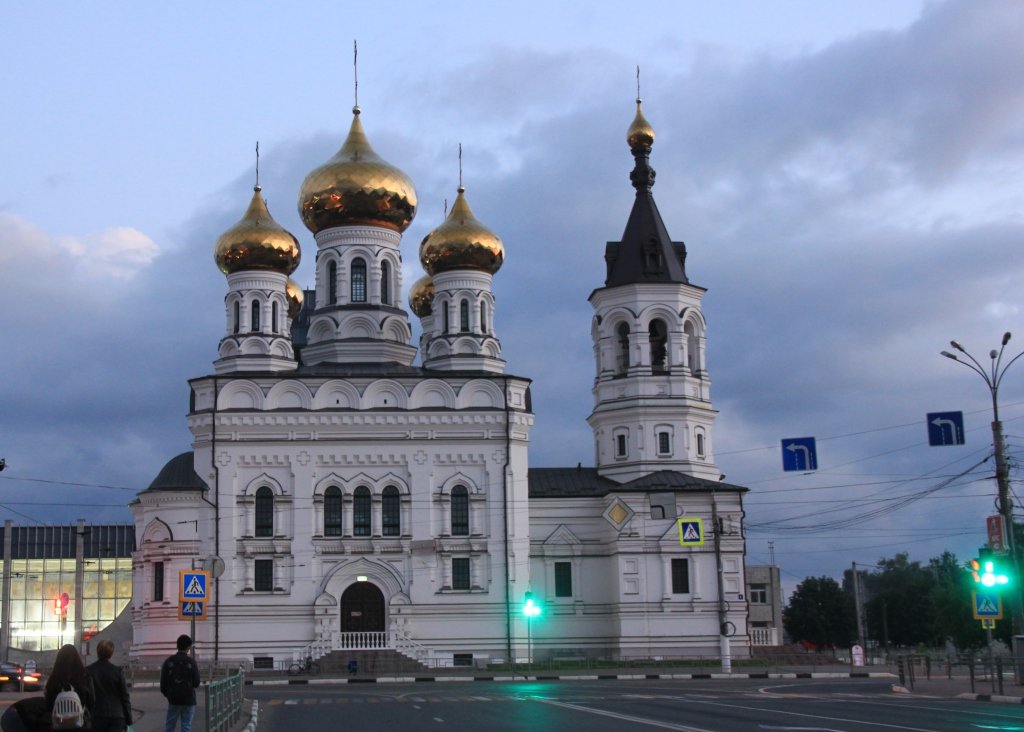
[86,658,132,724]
[159,651,200,706]
[8,696,49,732]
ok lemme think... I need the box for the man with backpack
[159,635,201,732]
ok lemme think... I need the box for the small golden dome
[408,275,435,317]
[626,99,655,150]
[419,187,504,276]
[214,186,301,275]
[298,108,417,234]
[285,278,304,319]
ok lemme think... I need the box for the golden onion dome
[419,187,504,276]
[298,107,417,234]
[408,275,435,318]
[214,186,301,275]
[626,98,655,150]
[285,278,304,319]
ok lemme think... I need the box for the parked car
[0,663,42,691]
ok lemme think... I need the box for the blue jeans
[164,704,196,732]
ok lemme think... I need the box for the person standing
[45,644,95,729]
[159,635,200,732]
[87,640,133,732]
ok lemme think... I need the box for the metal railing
[204,672,245,732]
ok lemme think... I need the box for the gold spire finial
[444,197,448,217]
[255,141,261,191]
[353,40,360,113]
[458,143,464,192]
[636,65,641,103]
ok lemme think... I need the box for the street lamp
[942,332,1024,666]
[522,592,541,675]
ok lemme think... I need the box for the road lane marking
[682,698,944,731]
[536,699,717,731]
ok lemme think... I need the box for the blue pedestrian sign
[677,518,704,546]
[972,591,1003,620]
[781,437,817,472]
[180,570,209,602]
[178,601,206,621]
[927,411,965,446]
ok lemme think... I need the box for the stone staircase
[316,648,433,676]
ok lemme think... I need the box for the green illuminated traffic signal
[970,551,1012,588]
[523,592,542,618]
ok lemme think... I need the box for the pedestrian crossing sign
[972,591,1003,620]
[678,518,704,546]
[178,601,206,621]
[180,570,210,602]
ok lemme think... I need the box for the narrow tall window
[254,559,273,592]
[671,558,690,594]
[251,299,261,332]
[351,258,367,302]
[555,561,573,597]
[153,561,164,602]
[658,431,671,455]
[460,299,470,332]
[255,486,274,537]
[272,301,279,333]
[616,323,630,375]
[451,486,469,536]
[328,261,338,304]
[353,486,371,536]
[380,260,391,305]
[233,301,240,334]
[649,319,668,373]
[480,302,488,333]
[324,486,342,536]
[382,486,400,536]
[452,558,470,590]
[616,433,628,458]
[696,432,706,458]
[443,300,450,333]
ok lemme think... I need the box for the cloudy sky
[2,0,1023,594]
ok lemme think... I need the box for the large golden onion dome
[298,107,417,234]
[626,98,655,150]
[419,187,503,276]
[408,275,435,318]
[214,186,301,275]
[285,278,304,319]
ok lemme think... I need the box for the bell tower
[587,97,721,483]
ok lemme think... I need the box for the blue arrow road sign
[927,411,965,446]
[781,437,817,472]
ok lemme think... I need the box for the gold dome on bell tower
[626,98,655,150]
[298,107,418,235]
[214,185,301,275]
[419,186,504,276]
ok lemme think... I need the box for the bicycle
[287,656,320,675]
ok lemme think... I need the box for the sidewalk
[895,673,1024,703]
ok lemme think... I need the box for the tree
[783,576,857,648]
[929,551,988,651]
[860,553,937,647]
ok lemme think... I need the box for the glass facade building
[0,522,134,653]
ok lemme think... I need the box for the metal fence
[204,671,245,732]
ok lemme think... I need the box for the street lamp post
[942,332,1024,676]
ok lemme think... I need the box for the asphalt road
[248,677,1024,731]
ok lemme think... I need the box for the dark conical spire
[603,98,688,287]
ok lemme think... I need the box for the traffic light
[522,592,542,618]
[970,549,1012,588]
[52,592,69,617]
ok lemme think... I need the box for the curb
[956,692,1024,704]
[242,700,259,731]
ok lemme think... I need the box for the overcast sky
[2,0,1023,595]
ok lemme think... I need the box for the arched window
[480,302,488,334]
[233,301,240,334]
[460,299,470,332]
[616,323,630,375]
[324,486,342,536]
[442,300,450,333]
[451,486,469,536]
[251,300,261,332]
[696,431,706,458]
[351,258,367,302]
[353,486,371,536]
[328,261,338,304]
[255,487,273,537]
[649,319,668,374]
[272,301,279,334]
[382,486,400,536]
[380,260,391,305]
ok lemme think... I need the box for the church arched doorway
[340,581,385,632]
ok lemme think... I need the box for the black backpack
[165,655,192,701]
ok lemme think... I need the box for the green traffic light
[979,559,1010,588]
[523,592,541,618]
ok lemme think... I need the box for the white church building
[130,94,749,668]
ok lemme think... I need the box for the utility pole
[712,498,731,673]
[851,562,866,650]
[943,333,1024,680]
